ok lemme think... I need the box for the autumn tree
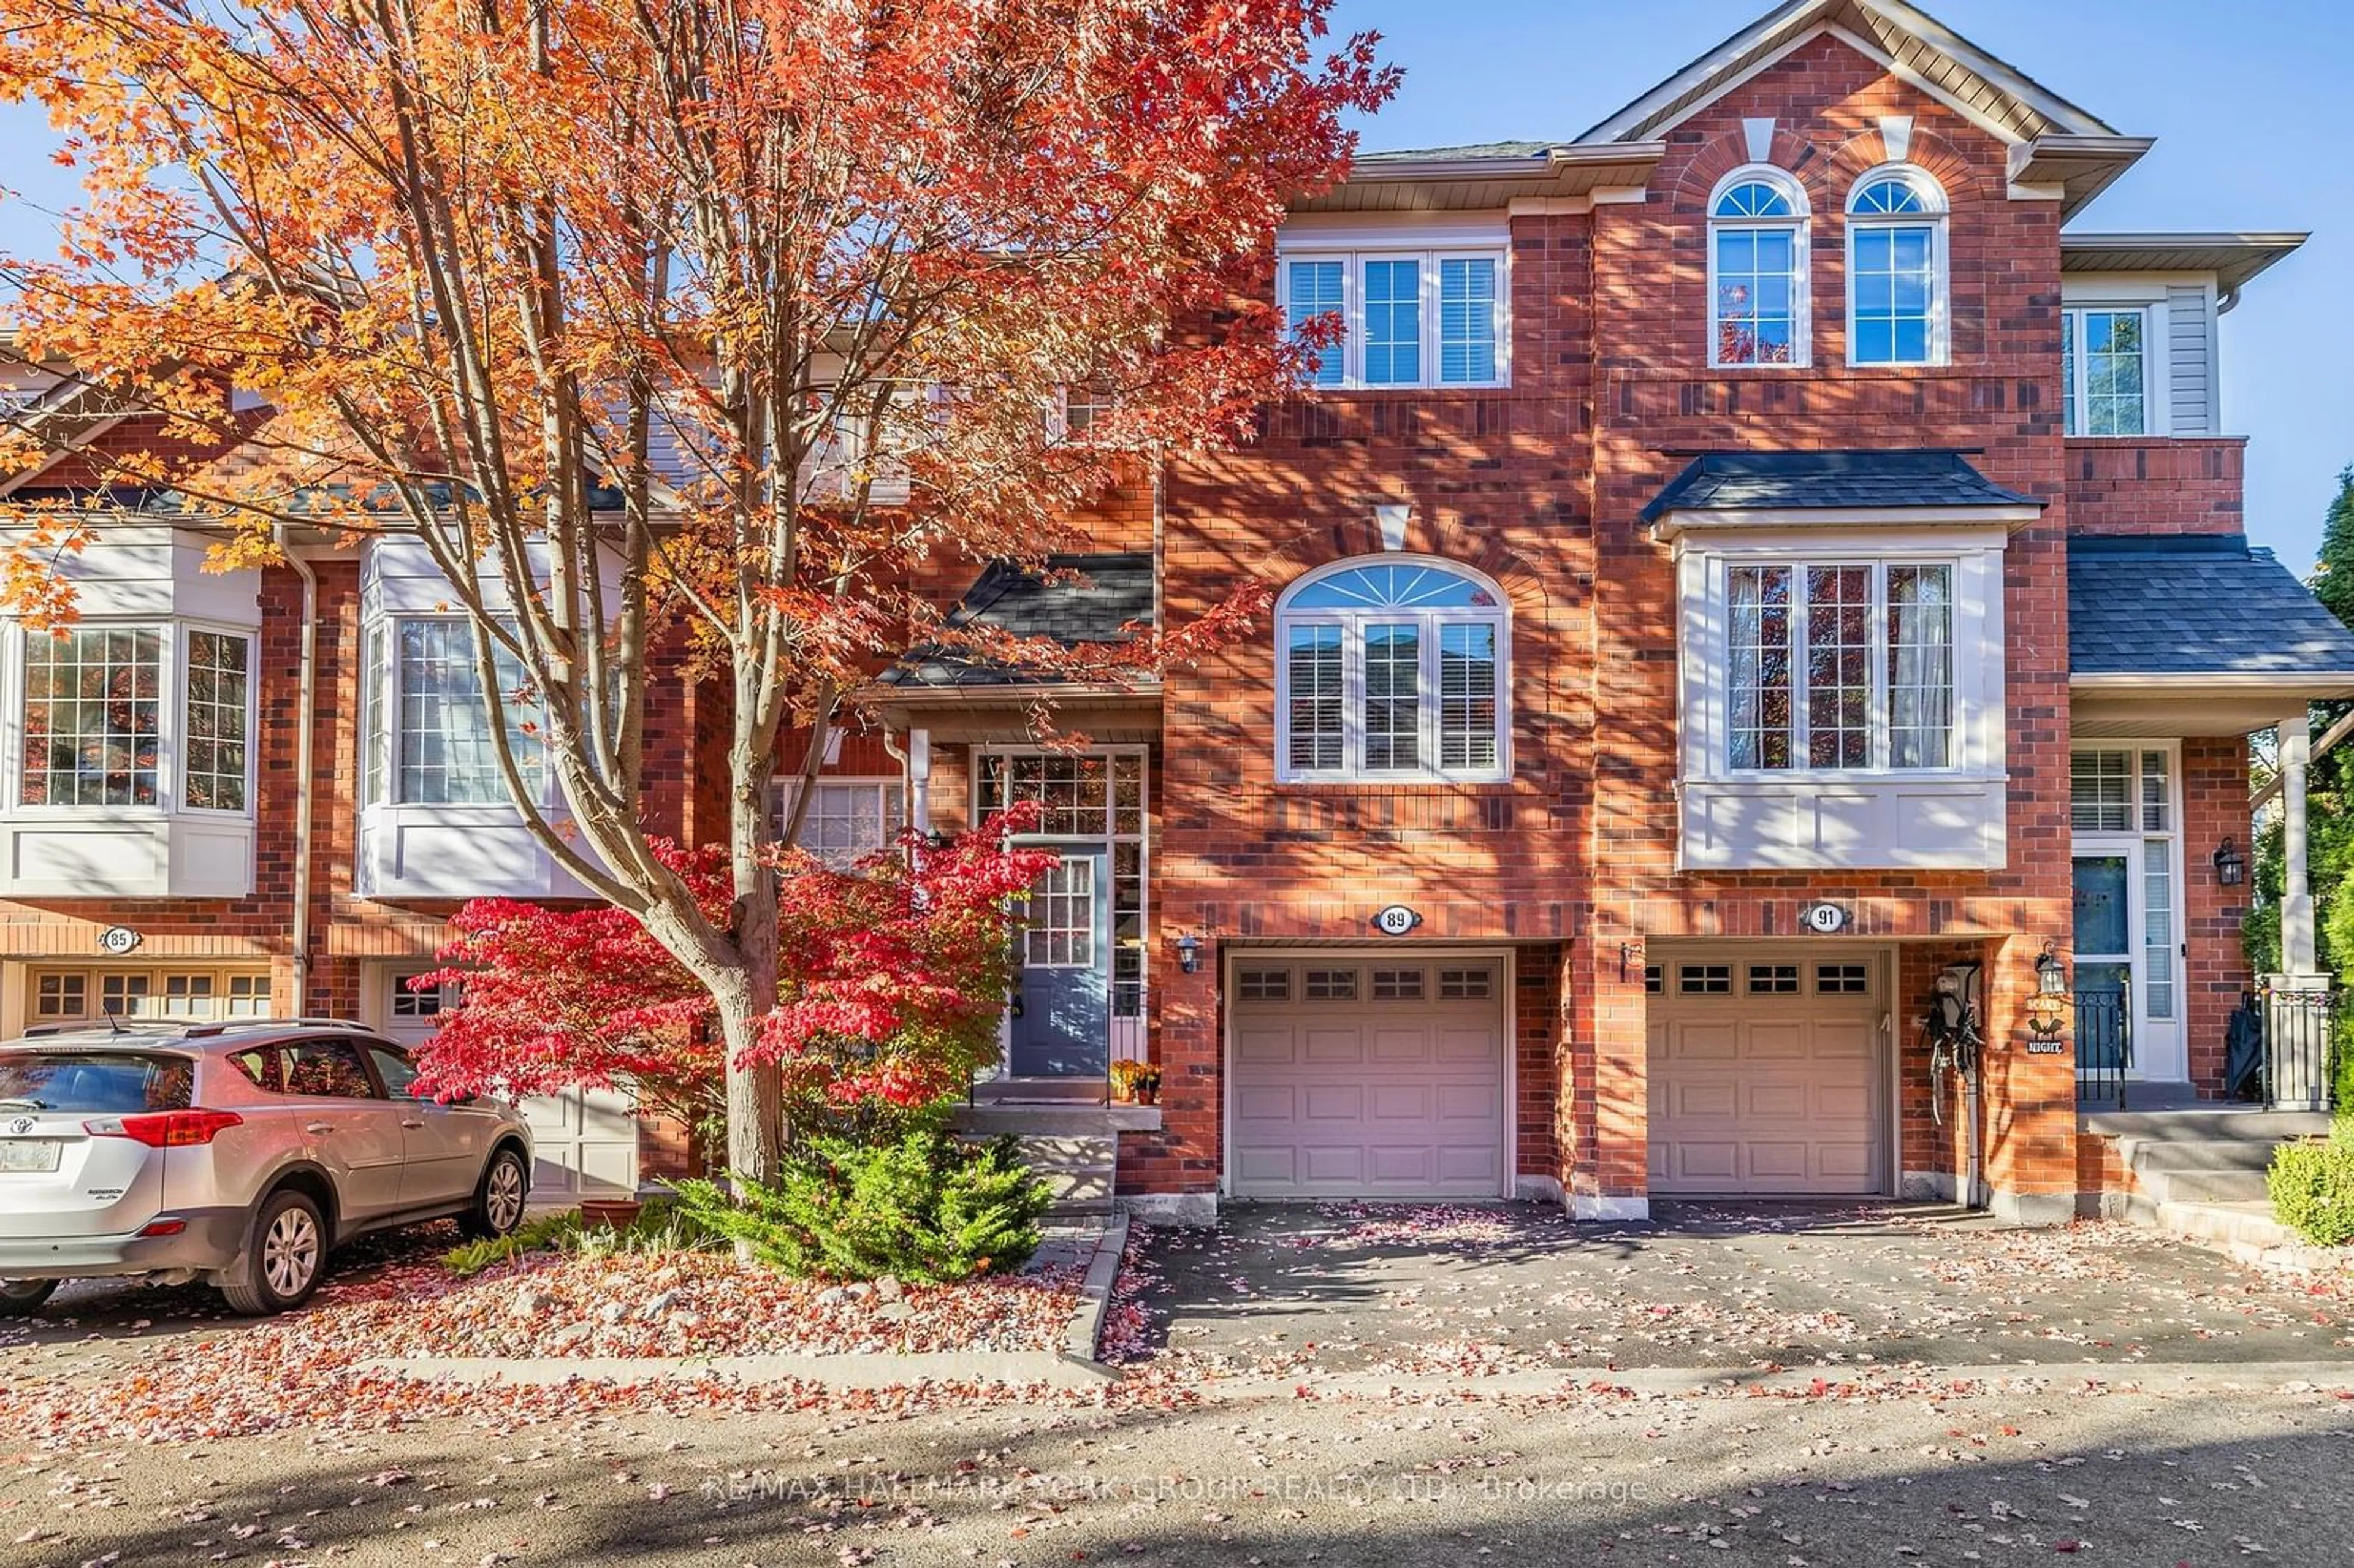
[0,0,1392,1182]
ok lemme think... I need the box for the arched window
[1275,558,1510,783]
[1708,167,1809,367]
[1845,167,1948,366]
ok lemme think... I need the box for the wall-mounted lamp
[2212,836,2247,888]
[1173,932,1202,975]
[2027,940,2071,1038]
[922,828,953,852]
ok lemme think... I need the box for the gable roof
[1575,0,2117,148]
[2069,535,2354,682]
[1640,449,2040,525]
[883,554,1155,688]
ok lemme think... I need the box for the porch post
[2279,709,2317,975]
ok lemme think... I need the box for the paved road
[7,1201,2354,1566]
[7,1380,2352,1564]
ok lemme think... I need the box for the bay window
[1277,243,1508,390]
[1725,561,1954,772]
[1275,559,1509,783]
[17,623,252,813]
[360,618,543,807]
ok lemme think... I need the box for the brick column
[1978,929,2080,1225]
[1569,934,1650,1220]
[1116,941,1219,1225]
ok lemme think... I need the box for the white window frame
[1274,227,1512,391]
[1717,558,1959,775]
[1273,555,1512,785]
[1706,165,1811,370]
[4,618,258,820]
[2060,295,2167,438]
[1843,165,1949,368]
[1678,530,2006,788]
[359,614,552,810]
[771,775,907,865]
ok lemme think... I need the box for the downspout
[278,528,319,1015]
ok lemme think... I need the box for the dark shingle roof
[1354,142,1558,165]
[1640,450,2042,522]
[2069,535,2354,679]
[884,553,1154,688]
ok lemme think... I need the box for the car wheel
[0,1278,57,1317]
[219,1188,327,1315]
[460,1146,530,1240]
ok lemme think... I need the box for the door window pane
[21,626,164,806]
[2073,855,2131,957]
[1026,858,1096,968]
[2143,845,2175,1021]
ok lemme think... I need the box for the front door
[2072,846,2183,1081]
[1010,848,1110,1078]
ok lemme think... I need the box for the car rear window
[0,1051,194,1113]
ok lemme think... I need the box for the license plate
[0,1140,61,1173]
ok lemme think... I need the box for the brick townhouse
[3,0,2348,1222]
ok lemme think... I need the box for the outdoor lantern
[2213,837,2248,888]
[2027,942,2071,1038]
[1173,932,1202,975]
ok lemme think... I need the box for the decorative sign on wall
[96,926,142,956]
[2025,1040,2070,1056]
[1369,905,1422,937]
[1799,902,1851,935]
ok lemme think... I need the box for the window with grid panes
[1238,969,1290,1003]
[1303,968,1357,1002]
[775,778,904,865]
[1276,248,1507,390]
[1276,561,1508,783]
[1372,967,1425,1001]
[979,752,1148,1019]
[1439,967,1495,1000]
[1726,561,1954,772]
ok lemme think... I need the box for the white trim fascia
[1276,214,1510,248]
[1650,506,2038,541]
[1580,15,2063,154]
[1506,196,1593,218]
[1592,186,1652,207]
[2006,180,2067,204]
[2072,672,2354,691]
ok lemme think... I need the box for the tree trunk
[714,967,784,1188]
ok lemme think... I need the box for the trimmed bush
[672,1131,1053,1283]
[2268,1118,2354,1246]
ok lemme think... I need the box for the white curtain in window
[1886,565,1953,769]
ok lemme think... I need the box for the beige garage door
[1228,956,1507,1199]
[1646,952,1887,1197]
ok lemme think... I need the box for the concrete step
[2083,1108,2332,1142]
[2134,1165,2273,1206]
[2116,1137,2284,1173]
[971,1078,1107,1105]
[2135,1197,2303,1254]
[949,1105,1162,1137]
[948,1121,1121,1219]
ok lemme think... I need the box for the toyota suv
[0,1018,532,1315]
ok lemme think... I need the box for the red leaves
[413,812,1056,1119]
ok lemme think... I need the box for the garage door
[379,969,640,1201]
[1646,953,1886,1196]
[1229,957,1506,1198]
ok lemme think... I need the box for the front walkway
[1124,1200,2354,1378]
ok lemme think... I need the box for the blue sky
[0,1,2341,563]
[1325,0,2352,569]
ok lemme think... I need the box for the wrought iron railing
[2074,988,2130,1106]
[2260,981,2338,1112]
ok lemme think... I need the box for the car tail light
[83,1110,245,1147]
[137,1217,188,1237]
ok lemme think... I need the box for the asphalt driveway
[1126,1200,2354,1379]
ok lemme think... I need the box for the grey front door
[1010,848,1110,1077]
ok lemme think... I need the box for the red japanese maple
[411,809,1059,1136]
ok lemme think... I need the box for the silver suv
[0,1018,532,1316]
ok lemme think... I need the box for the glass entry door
[2071,845,2184,1081]
[1008,848,1110,1078]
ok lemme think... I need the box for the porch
[2068,531,2354,1114]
